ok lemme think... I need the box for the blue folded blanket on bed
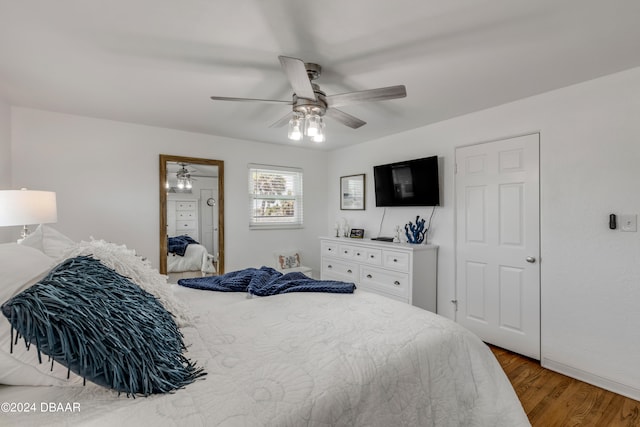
[168,235,199,256]
[177,266,355,296]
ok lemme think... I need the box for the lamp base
[20,225,30,239]
[16,225,31,243]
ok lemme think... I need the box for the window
[248,164,303,229]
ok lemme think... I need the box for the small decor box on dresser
[319,237,438,313]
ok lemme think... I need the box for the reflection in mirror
[159,155,224,281]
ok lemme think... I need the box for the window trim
[248,163,304,230]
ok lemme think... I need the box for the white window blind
[248,164,303,229]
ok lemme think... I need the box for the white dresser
[167,199,199,239]
[320,237,438,313]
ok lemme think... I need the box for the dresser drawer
[353,247,382,265]
[176,220,197,231]
[382,250,410,272]
[337,244,382,265]
[321,241,339,257]
[337,244,357,258]
[360,266,409,298]
[366,290,408,304]
[321,258,358,282]
[177,211,197,220]
[176,201,197,210]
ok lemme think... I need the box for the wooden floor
[490,345,640,426]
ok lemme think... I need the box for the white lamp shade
[0,190,58,227]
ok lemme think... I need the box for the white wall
[0,98,9,188]
[0,99,12,241]
[328,66,640,399]
[9,108,328,274]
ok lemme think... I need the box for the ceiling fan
[209,56,407,142]
[167,163,197,191]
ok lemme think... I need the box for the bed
[0,233,530,427]
[167,236,216,275]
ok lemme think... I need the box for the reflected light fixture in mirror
[159,155,224,276]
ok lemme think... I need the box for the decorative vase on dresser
[319,237,438,313]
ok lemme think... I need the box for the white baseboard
[542,357,640,401]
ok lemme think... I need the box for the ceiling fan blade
[278,56,316,101]
[269,112,293,128]
[326,85,407,108]
[325,108,367,129]
[210,95,292,105]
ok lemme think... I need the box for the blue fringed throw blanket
[168,235,199,256]
[178,266,355,296]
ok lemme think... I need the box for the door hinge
[451,299,458,311]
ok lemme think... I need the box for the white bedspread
[167,243,215,274]
[0,288,529,426]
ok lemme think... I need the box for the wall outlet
[619,214,637,232]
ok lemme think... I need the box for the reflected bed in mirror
[159,155,224,281]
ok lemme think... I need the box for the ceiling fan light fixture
[288,115,303,141]
[305,114,321,137]
[312,118,325,143]
[175,165,194,189]
[288,112,325,143]
[312,130,325,143]
[210,56,406,145]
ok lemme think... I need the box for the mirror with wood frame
[159,154,224,279]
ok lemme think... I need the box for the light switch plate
[620,214,637,232]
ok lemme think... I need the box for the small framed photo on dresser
[350,228,365,239]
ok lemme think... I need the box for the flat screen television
[373,156,440,207]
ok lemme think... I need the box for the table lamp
[0,188,58,241]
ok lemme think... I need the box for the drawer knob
[393,258,398,262]
[328,248,333,251]
[347,269,352,274]
[328,265,333,269]
[356,252,361,256]
[344,250,348,254]
[366,274,372,279]
[393,280,400,286]
[370,254,374,258]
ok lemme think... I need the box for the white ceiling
[1,0,639,150]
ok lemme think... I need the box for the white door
[200,188,216,255]
[455,133,540,359]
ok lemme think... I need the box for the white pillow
[0,244,55,308]
[0,243,83,386]
[19,224,75,260]
[275,251,301,270]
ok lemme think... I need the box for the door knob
[526,256,536,263]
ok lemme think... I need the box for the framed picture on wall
[340,174,365,210]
